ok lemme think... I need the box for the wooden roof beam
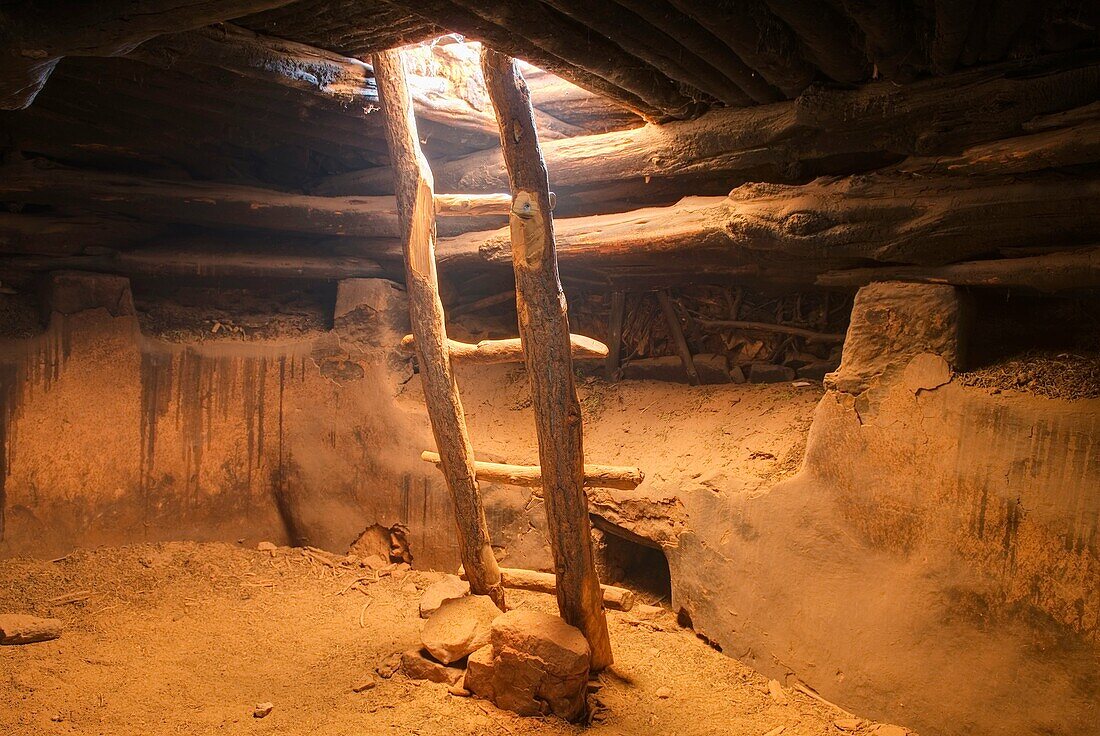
[0,0,297,110]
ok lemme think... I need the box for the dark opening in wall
[349,523,412,565]
[958,288,1100,400]
[592,525,672,608]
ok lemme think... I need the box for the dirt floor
[0,542,898,736]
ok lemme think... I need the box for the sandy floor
[0,542,881,736]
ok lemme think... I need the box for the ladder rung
[421,451,644,490]
[460,567,636,611]
[432,193,511,216]
[401,334,608,365]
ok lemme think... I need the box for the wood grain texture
[372,48,504,609]
[482,47,613,671]
[401,334,607,365]
[421,451,644,490]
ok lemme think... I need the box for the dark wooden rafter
[666,0,819,98]
[610,0,783,104]
[0,0,298,109]
[316,51,1100,209]
[833,0,925,80]
[930,0,977,74]
[380,0,698,121]
[481,47,613,671]
[764,0,870,83]
[371,48,505,608]
[536,0,749,107]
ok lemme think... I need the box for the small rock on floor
[419,575,469,619]
[253,703,273,718]
[351,676,377,693]
[0,614,63,645]
[401,648,464,686]
[655,686,672,699]
[421,594,501,664]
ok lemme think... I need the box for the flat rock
[487,609,590,722]
[421,594,501,665]
[747,362,796,383]
[0,614,63,645]
[401,648,464,685]
[693,353,733,384]
[253,703,273,719]
[419,575,469,619]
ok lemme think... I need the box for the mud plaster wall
[671,283,1099,736]
[2,274,1098,736]
[0,274,533,569]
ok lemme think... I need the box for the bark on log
[437,172,1100,273]
[764,0,870,83]
[0,163,501,239]
[0,0,297,109]
[0,248,384,281]
[482,48,613,671]
[401,334,607,364]
[133,23,375,103]
[901,116,1100,176]
[497,568,636,612]
[0,614,63,645]
[0,213,157,256]
[372,48,504,609]
[816,247,1100,292]
[421,452,644,491]
[317,53,1100,206]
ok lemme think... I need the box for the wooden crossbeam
[420,452,644,491]
[372,48,504,609]
[461,567,636,612]
[400,334,607,364]
[482,47,613,671]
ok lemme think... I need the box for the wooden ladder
[372,48,641,671]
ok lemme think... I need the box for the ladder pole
[481,47,613,671]
[372,49,504,609]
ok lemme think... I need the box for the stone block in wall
[622,354,732,384]
[826,281,966,395]
[333,278,410,351]
[41,270,134,319]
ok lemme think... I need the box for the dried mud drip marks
[0,363,17,541]
[0,326,76,540]
[138,347,309,539]
[954,400,1100,641]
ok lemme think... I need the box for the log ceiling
[1,0,1098,292]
